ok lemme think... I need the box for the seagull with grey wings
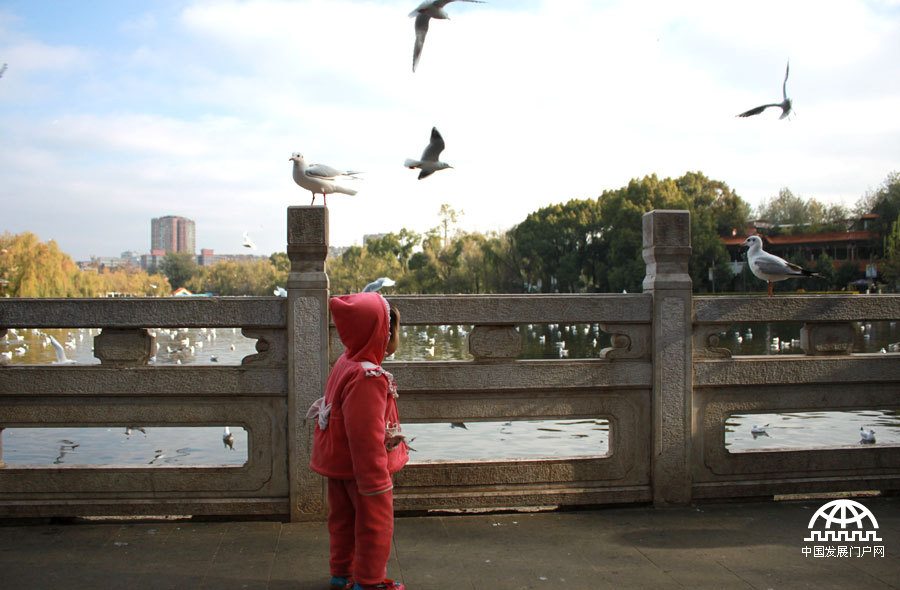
[737,61,792,120]
[742,235,819,296]
[290,152,362,206]
[363,277,396,292]
[410,0,485,72]
[405,127,453,179]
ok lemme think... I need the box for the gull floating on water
[742,235,819,296]
[290,152,361,206]
[48,335,77,365]
[860,427,876,444]
[751,424,769,434]
[405,127,453,179]
[363,277,396,293]
[737,60,792,120]
[410,0,485,72]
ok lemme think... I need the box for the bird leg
[323,193,327,207]
[310,194,316,206]
[768,282,774,297]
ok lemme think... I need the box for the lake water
[2,321,898,466]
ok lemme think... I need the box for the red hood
[330,292,390,365]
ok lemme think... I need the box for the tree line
[3,171,898,298]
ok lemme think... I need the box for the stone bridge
[1,208,898,521]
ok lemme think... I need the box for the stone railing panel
[241,328,287,366]
[799,322,854,356]
[467,325,521,362]
[93,328,155,366]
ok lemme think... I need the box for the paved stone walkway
[1,496,898,589]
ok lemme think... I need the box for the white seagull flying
[48,334,76,365]
[410,0,486,72]
[242,231,257,250]
[737,61,792,120]
[405,127,453,179]
[363,277,397,293]
[290,152,361,206]
[742,235,819,297]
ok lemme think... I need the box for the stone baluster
[0,427,5,469]
[642,210,693,506]
[286,206,330,521]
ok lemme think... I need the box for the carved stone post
[0,428,5,468]
[287,206,330,521]
[642,210,693,506]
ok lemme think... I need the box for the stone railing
[1,208,898,521]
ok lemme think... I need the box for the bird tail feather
[404,159,421,168]
[335,186,357,196]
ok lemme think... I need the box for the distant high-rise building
[151,216,196,254]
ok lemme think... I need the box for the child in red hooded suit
[309,292,409,590]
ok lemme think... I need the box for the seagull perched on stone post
[290,152,361,206]
[742,235,819,296]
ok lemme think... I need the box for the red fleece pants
[327,478,394,585]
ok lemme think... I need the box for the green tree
[881,213,900,290]
[160,252,199,291]
[856,171,900,259]
[438,204,463,249]
[756,188,809,226]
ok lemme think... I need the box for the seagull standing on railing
[737,60,792,120]
[742,235,819,296]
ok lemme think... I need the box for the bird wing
[306,164,342,179]
[48,335,68,363]
[413,13,429,72]
[437,0,486,5]
[418,168,436,180]
[782,60,790,101]
[754,255,802,277]
[421,127,445,161]
[737,103,781,117]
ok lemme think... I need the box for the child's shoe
[352,581,404,590]
[331,575,353,589]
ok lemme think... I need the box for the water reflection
[3,427,248,466]
[403,419,610,462]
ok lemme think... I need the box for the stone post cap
[642,210,691,249]
[288,206,329,246]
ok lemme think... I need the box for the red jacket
[309,292,409,495]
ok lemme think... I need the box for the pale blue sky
[2,0,899,261]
